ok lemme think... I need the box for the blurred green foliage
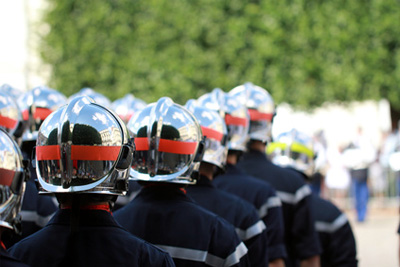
[40,0,400,108]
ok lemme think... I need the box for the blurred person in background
[324,144,351,211]
[115,97,250,266]
[268,128,357,267]
[342,127,376,223]
[185,100,269,267]
[310,130,328,198]
[8,96,175,267]
[198,89,287,266]
[0,128,29,266]
[232,83,321,267]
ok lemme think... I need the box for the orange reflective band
[36,145,61,160]
[22,109,29,121]
[0,114,18,129]
[201,126,223,142]
[33,107,53,120]
[135,137,150,150]
[36,145,121,161]
[158,139,197,155]
[0,168,15,187]
[71,145,121,161]
[135,137,197,155]
[248,109,273,121]
[225,114,247,126]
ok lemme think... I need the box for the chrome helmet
[69,88,111,108]
[127,97,204,184]
[0,91,22,137]
[197,89,250,152]
[35,96,133,195]
[111,94,147,124]
[0,84,23,101]
[229,82,275,143]
[267,129,315,177]
[17,86,67,142]
[185,100,228,170]
[0,128,27,234]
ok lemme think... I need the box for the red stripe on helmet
[71,145,121,161]
[22,110,29,121]
[36,145,121,161]
[158,139,197,155]
[248,109,273,121]
[0,167,15,187]
[201,126,223,142]
[225,114,247,126]
[0,114,18,129]
[36,145,61,160]
[135,137,150,151]
[135,137,197,155]
[34,108,53,120]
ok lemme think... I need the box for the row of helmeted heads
[0,82,315,234]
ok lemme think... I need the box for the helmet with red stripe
[69,88,112,109]
[17,86,67,142]
[229,82,275,143]
[0,91,22,137]
[35,96,133,195]
[185,99,228,170]
[0,128,27,234]
[111,94,147,124]
[197,88,250,152]
[127,97,204,184]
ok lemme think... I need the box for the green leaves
[40,0,400,109]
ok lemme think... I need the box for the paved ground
[341,198,398,267]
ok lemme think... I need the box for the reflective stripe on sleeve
[258,196,282,218]
[20,210,55,227]
[276,184,311,205]
[235,220,267,241]
[156,242,248,267]
[315,213,348,233]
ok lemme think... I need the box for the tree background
[40,0,400,113]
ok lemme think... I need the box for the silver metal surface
[111,94,146,124]
[185,100,228,169]
[230,82,275,142]
[35,96,131,195]
[127,97,203,184]
[0,129,25,232]
[18,86,67,141]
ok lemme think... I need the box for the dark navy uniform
[213,164,287,261]
[238,150,321,267]
[310,194,357,267]
[115,186,250,267]
[186,175,269,267]
[8,208,175,267]
[113,180,142,211]
[1,245,29,267]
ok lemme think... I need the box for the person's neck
[199,162,215,181]
[249,141,266,152]
[226,154,238,165]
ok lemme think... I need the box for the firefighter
[268,129,358,267]
[115,97,250,266]
[8,96,175,267]
[185,100,269,267]
[232,82,322,267]
[198,89,287,266]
